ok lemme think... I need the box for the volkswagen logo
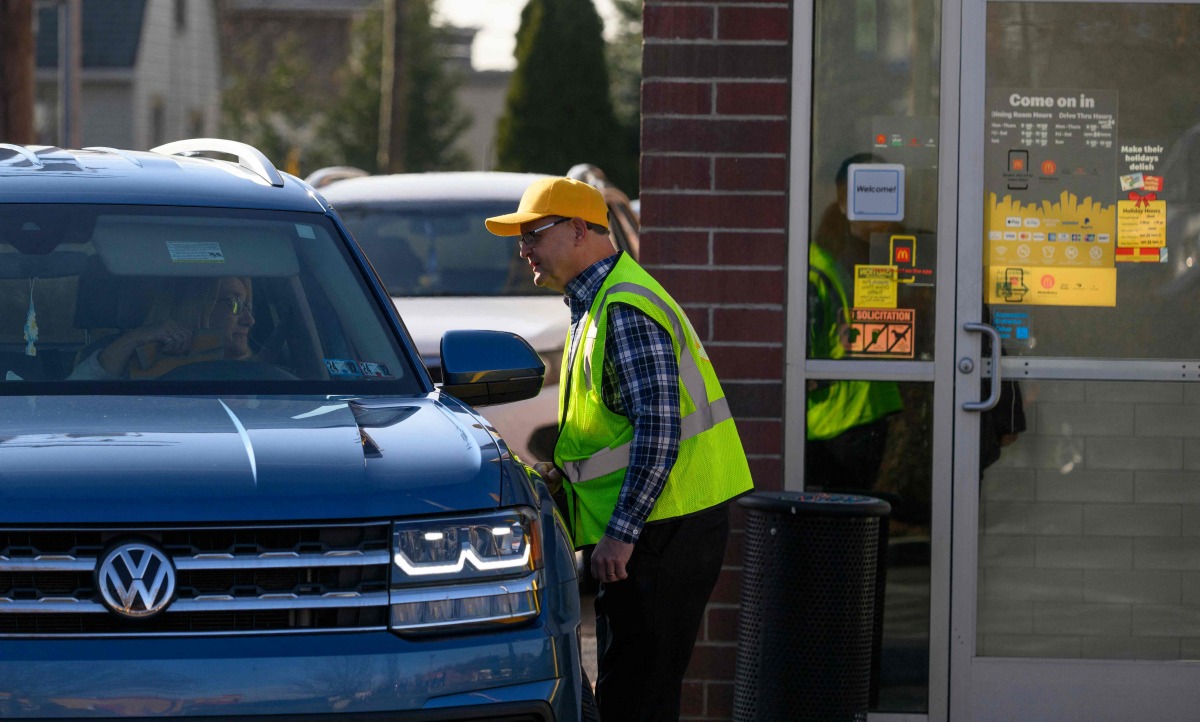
[96,541,177,619]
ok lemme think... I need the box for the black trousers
[594,503,730,722]
[806,417,890,491]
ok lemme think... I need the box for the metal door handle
[962,322,1001,412]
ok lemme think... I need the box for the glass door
[954,2,1200,719]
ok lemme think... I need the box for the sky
[436,0,619,71]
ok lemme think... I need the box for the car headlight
[389,507,543,634]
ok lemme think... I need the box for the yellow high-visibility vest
[554,253,754,547]
[806,244,903,440]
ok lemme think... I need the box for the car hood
[0,394,503,524]
[394,296,567,362]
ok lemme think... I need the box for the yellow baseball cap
[485,177,609,236]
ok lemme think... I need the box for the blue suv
[0,139,592,720]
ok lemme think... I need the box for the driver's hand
[143,320,192,356]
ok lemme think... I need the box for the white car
[319,171,639,464]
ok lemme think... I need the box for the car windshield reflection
[338,204,558,297]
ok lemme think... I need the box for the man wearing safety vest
[486,177,754,721]
[807,242,903,489]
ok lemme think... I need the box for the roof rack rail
[0,143,45,168]
[151,138,284,187]
[83,146,143,167]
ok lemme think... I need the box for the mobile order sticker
[847,163,905,221]
[167,241,225,263]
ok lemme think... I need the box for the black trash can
[732,491,891,722]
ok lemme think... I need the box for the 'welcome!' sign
[847,163,905,222]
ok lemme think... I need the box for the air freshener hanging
[24,277,38,356]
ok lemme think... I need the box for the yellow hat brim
[484,211,547,237]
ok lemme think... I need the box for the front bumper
[0,585,582,720]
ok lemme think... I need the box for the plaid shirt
[564,253,681,544]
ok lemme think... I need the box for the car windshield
[0,204,422,392]
[336,202,558,297]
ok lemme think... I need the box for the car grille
[0,524,391,637]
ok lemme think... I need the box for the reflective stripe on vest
[562,395,732,483]
[563,281,731,485]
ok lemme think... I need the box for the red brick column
[639,1,793,718]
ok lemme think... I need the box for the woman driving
[71,276,255,380]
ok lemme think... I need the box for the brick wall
[640,1,792,718]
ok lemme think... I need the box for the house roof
[36,0,147,69]
[223,0,373,15]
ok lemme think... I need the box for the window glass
[984,4,1200,359]
[807,1,942,710]
[809,0,942,362]
[978,378,1200,662]
[0,204,420,391]
[806,381,933,712]
[337,203,558,298]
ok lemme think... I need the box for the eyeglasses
[218,296,253,317]
[518,217,571,250]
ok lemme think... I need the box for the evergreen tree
[223,0,470,176]
[402,0,471,171]
[496,0,632,191]
[606,0,642,196]
[322,0,470,173]
[319,9,384,173]
[221,33,334,171]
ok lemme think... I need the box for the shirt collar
[564,252,620,324]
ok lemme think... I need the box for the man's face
[518,216,576,293]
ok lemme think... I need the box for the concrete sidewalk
[580,590,598,687]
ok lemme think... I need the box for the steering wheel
[157,360,299,381]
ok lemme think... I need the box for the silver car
[319,170,639,464]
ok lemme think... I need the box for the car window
[0,204,422,391]
[336,202,559,298]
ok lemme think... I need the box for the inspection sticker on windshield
[324,359,363,377]
[295,224,316,239]
[167,241,225,263]
[359,362,393,378]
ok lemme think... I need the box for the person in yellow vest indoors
[486,177,754,722]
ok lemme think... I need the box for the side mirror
[439,330,545,407]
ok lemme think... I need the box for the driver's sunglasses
[518,217,571,250]
[219,296,253,317]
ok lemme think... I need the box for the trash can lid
[737,491,891,517]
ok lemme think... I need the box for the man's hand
[591,534,635,583]
[532,462,563,494]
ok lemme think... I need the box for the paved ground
[580,591,598,687]
[574,554,932,711]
